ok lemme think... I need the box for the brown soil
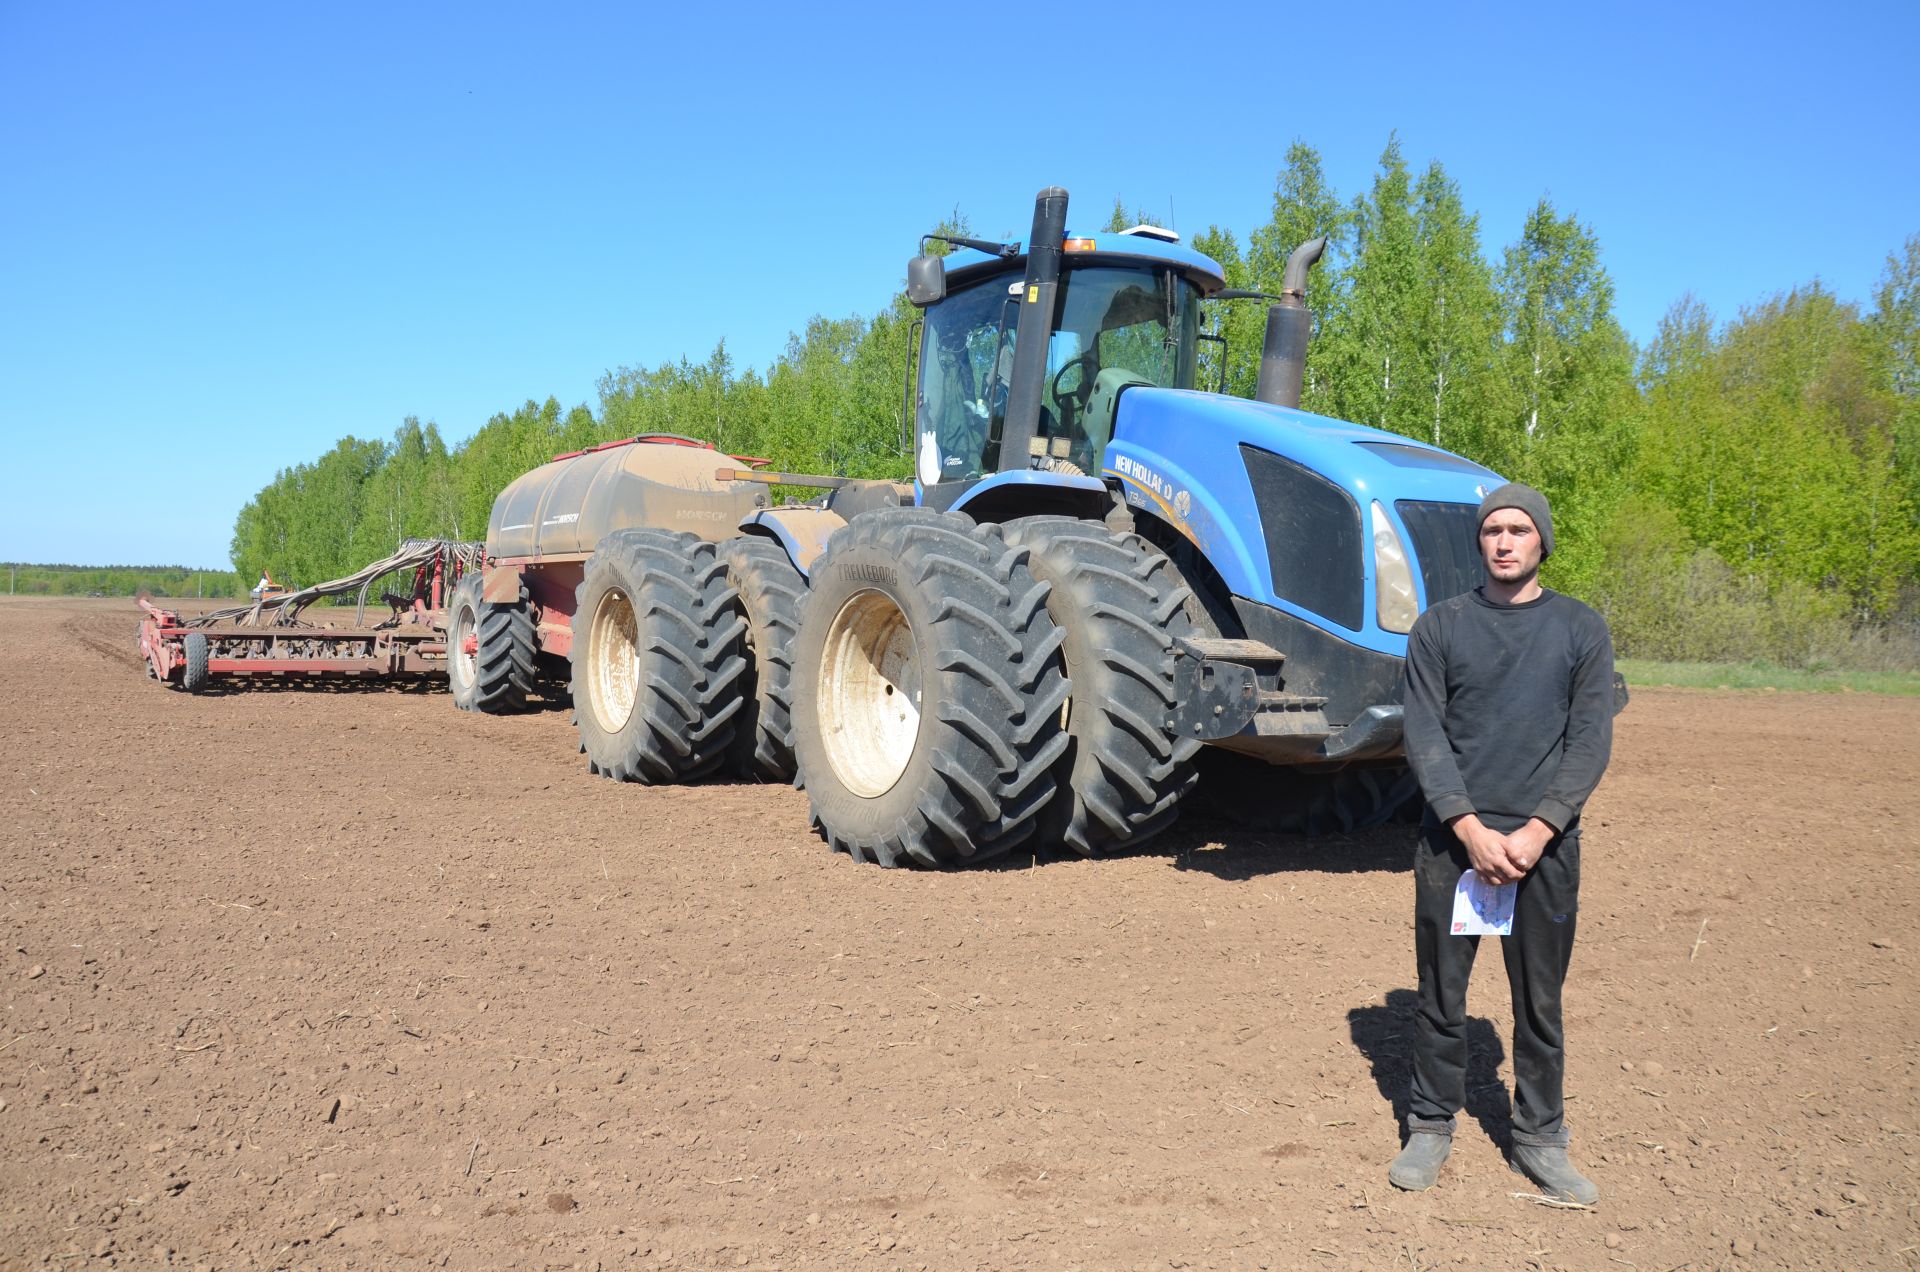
[3,595,1916,1271]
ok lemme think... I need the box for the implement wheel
[1002,516,1202,855]
[447,571,535,713]
[718,536,806,782]
[572,529,748,784]
[791,509,1069,867]
[181,632,210,693]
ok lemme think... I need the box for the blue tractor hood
[1101,388,1502,656]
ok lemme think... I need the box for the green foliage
[1197,141,1350,404]
[1492,200,1640,598]
[1870,235,1920,522]
[1636,286,1919,617]
[1102,199,1164,233]
[1318,137,1424,433]
[1616,658,1920,696]
[1,563,245,598]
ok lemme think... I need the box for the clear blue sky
[4,1,1915,569]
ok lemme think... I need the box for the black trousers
[1408,820,1581,1141]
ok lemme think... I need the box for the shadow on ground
[1347,987,1514,1149]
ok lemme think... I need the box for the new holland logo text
[1112,455,1187,517]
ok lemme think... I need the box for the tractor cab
[907,225,1224,496]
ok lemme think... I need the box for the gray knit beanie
[1477,482,1554,559]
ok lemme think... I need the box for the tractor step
[1181,637,1286,666]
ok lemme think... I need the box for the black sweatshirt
[1401,587,1615,834]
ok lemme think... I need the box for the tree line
[2,563,243,598]
[229,139,1920,667]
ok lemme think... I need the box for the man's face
[1479,508,1543,584]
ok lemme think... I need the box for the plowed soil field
[3,596,1917,1271]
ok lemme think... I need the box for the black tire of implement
[181,631,211,693]
[1193,750,1421,836]
[791,508,1070,868]
[447,570,535,713]
[571,528,749,784]
[1001,515,1202,855]
[717,536,806,782]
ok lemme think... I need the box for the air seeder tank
[487,435,764,559]
[465,435,769,673]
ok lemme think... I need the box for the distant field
[2,563,244,599]
[1617,657,1920,697]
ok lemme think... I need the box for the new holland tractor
[449,187,1503,867]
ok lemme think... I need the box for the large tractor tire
[718,536,806,782]
[1001,516,1202,855]
[571,529,748,784]
[181,632,211,693]
[791,508,1070,868]
[1194,750,1421,836]
[446,570,535,713]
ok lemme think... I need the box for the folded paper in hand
[1450,870,1515,936]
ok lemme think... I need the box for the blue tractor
[467,186,1501,868]
[770,186,1497,865]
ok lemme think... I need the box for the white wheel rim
[587,587,640,732]
[451,603,477,689]
[819,588,922,797]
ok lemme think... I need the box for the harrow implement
[138,539,482,691]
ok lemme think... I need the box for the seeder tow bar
[138,539,483,691]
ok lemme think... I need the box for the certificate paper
[1450,870,1516,936]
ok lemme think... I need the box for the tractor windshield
[915,265,1199,485]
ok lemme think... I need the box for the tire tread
[1002,515,1201,856]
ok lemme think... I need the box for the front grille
[1241,444,1363,631]
[1396,500,1483,608]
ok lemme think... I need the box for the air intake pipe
[996,186,1070,473]
[1253,236,1327,410]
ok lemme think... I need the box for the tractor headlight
[1372,501,1418,634]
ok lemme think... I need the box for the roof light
[1118,224,1180,243]
[1062,237,1097,252]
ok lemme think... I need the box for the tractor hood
[1102,388,1502,655]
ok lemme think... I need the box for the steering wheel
[1047,351,1100,439]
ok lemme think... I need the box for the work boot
[1387,1115,1454,1191]
[1509,1129,1600,1205]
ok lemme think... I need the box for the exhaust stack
[996,186,1070,473]
[1253,237,1327,410]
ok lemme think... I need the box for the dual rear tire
[717,536,806,782]
[447,571,536,713]
[1001,516,1202,856]
[791,509,1070,867]
[571,529,750,784]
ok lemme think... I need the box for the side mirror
[906,255,946,307]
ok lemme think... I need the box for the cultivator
[138,539,483,691]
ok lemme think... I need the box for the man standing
[1388,483,1616,1204]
